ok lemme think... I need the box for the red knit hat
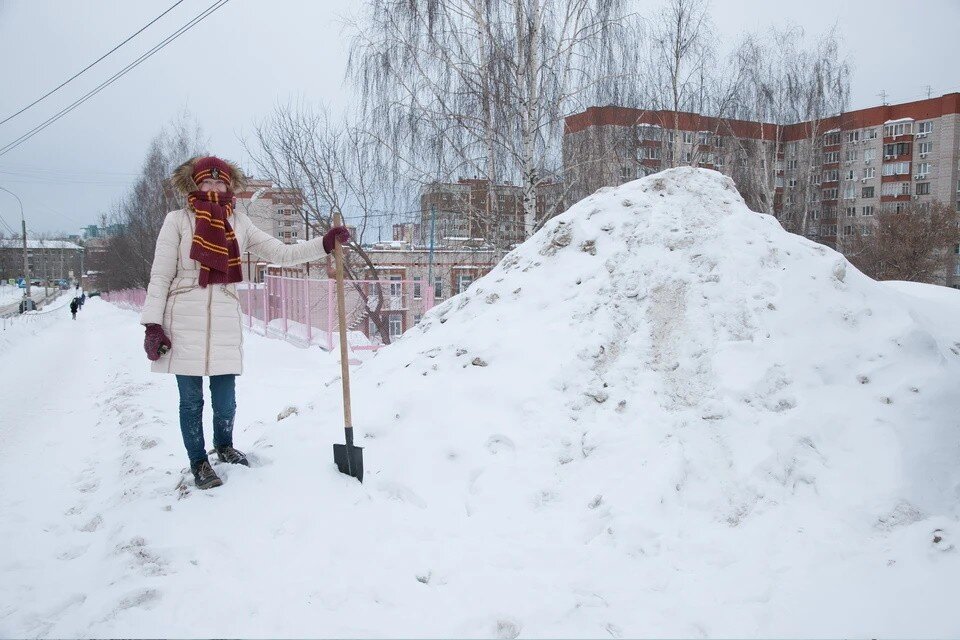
[191,156,234,187]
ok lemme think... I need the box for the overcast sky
[0,0,958,235]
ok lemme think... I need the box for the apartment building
[0,239,84,284]
[563,93,960,285]
[235,180,308,282]
[420,178,564,249]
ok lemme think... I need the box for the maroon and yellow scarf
[188,190,242,287]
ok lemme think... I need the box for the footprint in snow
[486,434,515,455]
[495,619,522,639]
[376,480,427,509]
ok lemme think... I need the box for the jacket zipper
[204,284,213,375]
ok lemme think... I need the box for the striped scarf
[188,190,242,287]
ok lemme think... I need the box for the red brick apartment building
[564,93,960,286]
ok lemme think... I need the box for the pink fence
[105,276,434,352]
[103,289,146,311]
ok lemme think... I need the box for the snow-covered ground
[1,168,959,638]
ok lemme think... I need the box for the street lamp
[0,185,29,300]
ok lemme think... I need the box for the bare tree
[727,25,850,240]
[847,202,960,284]
[348,0,642,251]
[101,112,205,290]
[246,101,405,344]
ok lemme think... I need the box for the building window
[786,142,798,155]
[697,132,710,145]
[918,141,933,156]
[883,121,913,137]
[822,188,838,200]
[845,131,860,144]
[845,149,857,162]
[413,314,422,325]
[637,124,661,141]
[865,128,878,140]
[824,151,840,164]
[954,262,960,277]
[823,169,839,182]
[863,167,876,179]
[788,178,797,188]
[882,161,910,176]
[812,210,821,220]
[954,243,959,255]
[824,132,841,146]
[682,131,693,144]
[434,276,443,299]
[917,121,933,136]
[843,225,852,236]
[786,159,798,171]
[619,165,632,181]
[843,184,856,199]
[413,276,422,299]
[862,205,875,216]
[863,148,876,163]
[389,314,403,338]
[916,182,930,195]
[915,162,931,178]
[775,175,784,188]
[846,206,857,217]
[682,151,692,162]
[883,142,911,158]
[639,146,661,160]
[457,273,474,294]
[845,170,855,181]
[860,224,872,236]
[389,274,403,297]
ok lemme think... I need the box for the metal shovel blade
[333,442,364,483]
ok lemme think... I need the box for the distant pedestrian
[69,298,78,320]
[79,293,86,307]
[141,155,350,490]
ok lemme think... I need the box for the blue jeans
[175,374,237,464]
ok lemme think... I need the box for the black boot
[191,459,223,489]
[215,445,249,467]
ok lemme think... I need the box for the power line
[0,212,17,236]
[0,0,187,127]
[0,0,232,158]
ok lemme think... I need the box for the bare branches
[348,0,642,249]
[847,202,960,284]
[101,112,205,290]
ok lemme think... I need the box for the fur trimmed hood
[171,156,246,195]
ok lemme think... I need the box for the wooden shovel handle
[333,212,352,429]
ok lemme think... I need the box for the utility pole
[21,218,30,299]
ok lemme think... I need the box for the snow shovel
[331,212,364,483]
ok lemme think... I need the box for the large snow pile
[344,167,960,635]
[3,168,959,638]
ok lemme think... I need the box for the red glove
[144,324,172,361]
[322,226,351,254]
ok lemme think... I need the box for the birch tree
[727,26,850,240]
[348,0,642,251]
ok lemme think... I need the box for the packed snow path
[2,169,960,638]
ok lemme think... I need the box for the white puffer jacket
[140,208,328,376]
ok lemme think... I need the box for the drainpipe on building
[427,203,437,292]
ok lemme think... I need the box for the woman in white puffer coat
[141,156,349,489]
